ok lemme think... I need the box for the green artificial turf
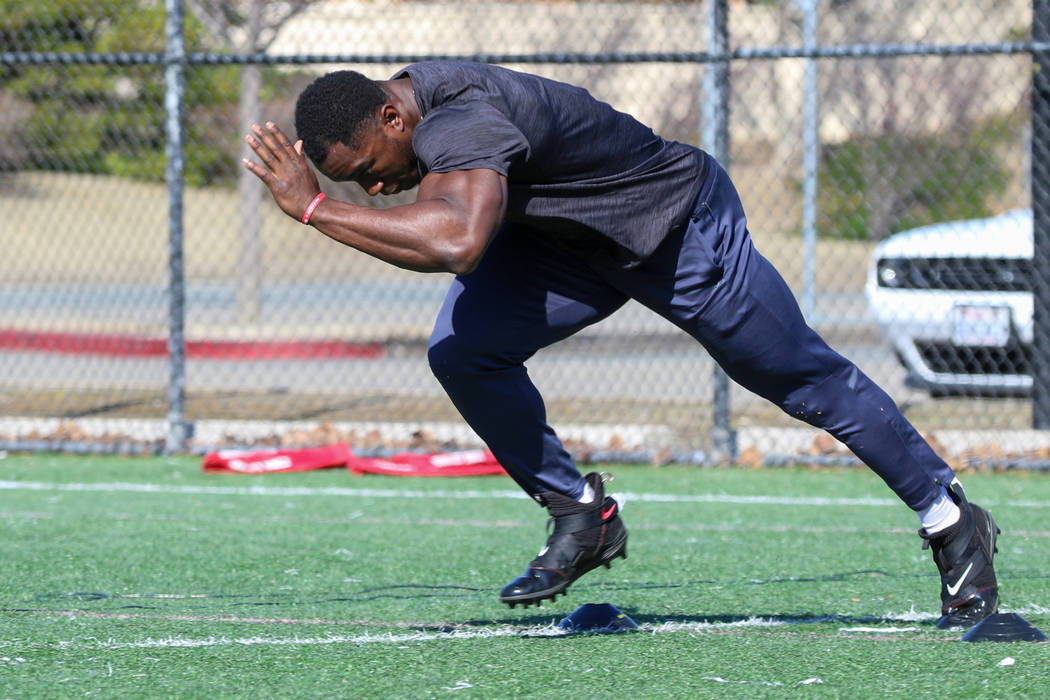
[1,454,1048,697]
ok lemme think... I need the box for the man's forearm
[305,197,484,274]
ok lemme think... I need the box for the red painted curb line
[0,328,384,361]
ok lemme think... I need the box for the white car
[865,209,1033,396]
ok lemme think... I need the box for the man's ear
[380,104,403,131]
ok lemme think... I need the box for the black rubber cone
[557,603,639,634]
[961,613,1048,642]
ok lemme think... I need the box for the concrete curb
[3,416,1050,469]
[0,416,676,455]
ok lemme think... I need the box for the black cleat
[500,472,628,608]
[920,483,1000,630]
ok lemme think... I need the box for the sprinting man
[243,61,999,627]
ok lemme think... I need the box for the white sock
[578,482,595,504]
[919,486,960,534]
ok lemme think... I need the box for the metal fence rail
[1,0,1046,470]
[6,40,1050,66]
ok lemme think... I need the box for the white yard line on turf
[1,479,1049,508]
[10,618,796,650]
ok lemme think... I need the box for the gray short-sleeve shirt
[394,61,708,262]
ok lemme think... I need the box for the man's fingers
[249,123,291,162]
[241,157,271,182]
[245,122,304,171]
[245,131,278,167]
[266,121,297,154]
[250,123,287,162]
[242,121,320,222]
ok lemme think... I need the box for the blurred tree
[815,121,1012,240]
[812,0,1016,240]
[0,0,238,185]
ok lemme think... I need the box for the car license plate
[951,304,1011,347]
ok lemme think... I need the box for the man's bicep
[414,169,508,272]
[419,168,508,232]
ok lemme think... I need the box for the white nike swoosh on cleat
[946,562,974,596]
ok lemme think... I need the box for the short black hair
[294,70,388,167]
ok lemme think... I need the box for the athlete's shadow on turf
[481,611,939,630]
[477,568,942,629]
[628,611,936,627]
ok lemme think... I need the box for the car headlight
[876,258,905,288]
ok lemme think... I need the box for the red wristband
[301,192,326,224]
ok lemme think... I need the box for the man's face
[319,121,420,197]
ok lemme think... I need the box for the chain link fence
[1,0,1048,469]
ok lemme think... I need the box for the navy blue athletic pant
[428,160,954,512]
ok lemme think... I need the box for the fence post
[799,0,819,321]
[702,0,736,462]
[1034,0,1050,428]
[165,0,189,452]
